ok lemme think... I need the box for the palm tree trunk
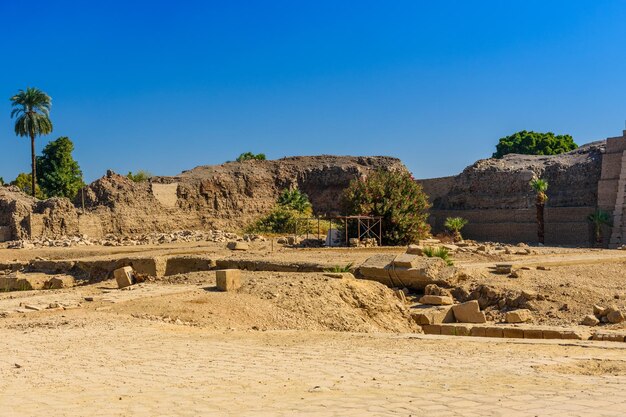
[30,134,36,198]
[536,203,545,244]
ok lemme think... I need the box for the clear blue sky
[1,1,626,182]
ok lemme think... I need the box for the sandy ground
[1,316,626,416]
[2,242,626,415]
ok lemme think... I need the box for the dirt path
[1,318,625,416]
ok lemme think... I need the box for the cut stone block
[484,326,504,338]
[418,295,453,305]
[411,305,455,325]
[216,269,241,291]
[406,245,424,255]
[523,328,543,339]
[392,253,419,268]
[495,263,512,274]
[470,326,487,337]
[440,323,472,336]
[503,327,525,338]
[452,300,486,323]
[421,324,441,335]
[227,241,249,251]
[505,309,533,323]
[114,266,135,289]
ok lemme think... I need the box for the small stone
[418,295,453,306]
[424,284,452,297]
[84,297,94,302]
[536,266,551,271]
[505,309,533,323]
[593,304,608,317]
[24,304,42,311]
[607,309,625,324]
[581,315,600,326]
[227,241,249,251]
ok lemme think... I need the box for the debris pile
[5,230,265,249]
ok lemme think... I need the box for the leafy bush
[247,187,315,234]
[422,246,453,266]
[277,188,312,213]
[343,170,431,245]
[444,217,468,242]
[0,177,4,186]
[36,136,85,199]
[324,263,354,273]
[236,152,266,162]
[11,173,45,199]
[127,170,152,182]
[493,131,577,158]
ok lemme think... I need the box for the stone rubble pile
[581,304,625,326]
[6,230,265,249]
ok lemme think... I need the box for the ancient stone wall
[418,140,607,245]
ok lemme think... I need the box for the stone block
[582,315,600,326]
[216,269,241,291]
[421,324,441,335]
[452,300,486,323]
[114,266,135,288]
[440,323,472,336]
[505,309,533,323]
[411,305,455,325]
[495,263,512,274]
[542,329,563,339]
[503,327,525,339]
[227,241,249,251]
[406,245,424,255]
[418,295,453,305]
[392,253,419,268]
[484,326,504,338]
[523,328,543,339]
[607,309,625,324]
[470,326,487,337]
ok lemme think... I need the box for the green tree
[11,173,45,199]
[530,178,549,244]
[127,170,152,182]
[36,137,84,199]
[277,188,312,213]
[587,209,612,245]
[343,170,431,245]
[236,152,266,162]
[493,131,577,158]
[444,217,468,242]
[10,87,53,197]
[0,177,4,186]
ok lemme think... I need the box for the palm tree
[587,209,612,245]
[10,87,53,197]
[444,216,468,242]
[530,178,548,244]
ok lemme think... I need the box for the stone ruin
[0,155,405,243]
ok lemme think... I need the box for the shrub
[11,173,45,199]
[493,131,577,158]
[422,246,453,266]
[246,187,316,234]
[36,136,85,199]
[324,263,354,273]
[444,217,468,242]
[277,188,312,213]
[343,170,431,245]
[127,170,152,182]
[588,209,612,244]
[236,152,266,162]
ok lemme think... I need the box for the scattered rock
[418,295,453,306]
[452,300,486,323]
[114,266,135,289]
[424,284,452,298]
[581,315,600,326]
[607,309,625,324]
[227,241,249,251]
[505,309,533,323]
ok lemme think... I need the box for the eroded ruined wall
[418,141,606,245]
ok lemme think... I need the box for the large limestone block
[411,305,455,325]
[392,253,419,268]
[114,266,135,288]
[227,241,249,251]
[358,254,449,290]
[216,269,241,291]
[452,300,486,323]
